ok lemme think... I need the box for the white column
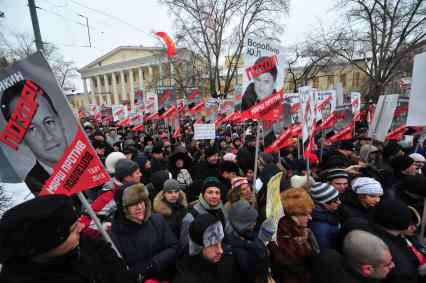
[138,67,144,98]
[159,64,163,85]
[148,66,153,84]
[129,69,135,106]
[112,72,119,105]
[96,75,104,105]
[82,78,90,107]
[120,70,127,101]
[104,74,112,105]
[89,77,96,104]
[170,63,176,85]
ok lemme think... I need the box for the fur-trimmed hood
[153,190,188,217]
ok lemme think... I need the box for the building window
[340,73,347,87]
[327,75,334,87]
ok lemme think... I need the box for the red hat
[309,153,319,165]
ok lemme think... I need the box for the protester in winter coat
[219,160,241,202]
[0,194,133,283]
[337,199,419,283]
[322,140,355,169]
[392,175,426,215]
[109,183,179,282]
[325,168,349,194]
[168,150,194,192]
[174,214,242,283]
[313,230,394,283]
[106,128,122,147]
[150,145,169,173]
[382,155,417,194]
[180,177,228,247]
[237,134,257,174]
[153,179,188,238]
[376,143,405,188]
[80,157,140,238]
[224,177,254,212]
[409,153,426,175]
[269,188,320,283]
[225,200,269,283]
[308,182,341,251]
[339,177,383,224]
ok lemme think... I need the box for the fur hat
[281,188,314,216]
[290,175,314,190]
[205,146,219,158]
[105,152,126,174]
[122,183,149,207]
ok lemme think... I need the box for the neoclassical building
[77,46,202,110]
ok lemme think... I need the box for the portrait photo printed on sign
[112,105,129,122]
[157,86,176,117]
[387,96,409,140]
[204,99,219,123]
[325,104,354,142]
[0,51,109,196]
[234,85,243,112]
[185,87,202,111]
[241,36,286,112]
[300,87,316,157]
[315,90,337,129]
[351,92,361,121]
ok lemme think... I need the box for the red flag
[115,117,130,126]
[173,126,181,138]
[155,32,177,59]
[159,103,177,119]
[264,126,294,153]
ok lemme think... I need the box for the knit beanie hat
[231,177,249,190]
[245,134,256,142]
[399,175,426,197]
[189,214,224,256]
[229,200,258,233]
[223,153,237,162]
[373,199,411,230]
[389,155,414,172]
[0,195,78,261]
[205,146,219,158]
[152,145,163,154]
[351,177,383,195]
[382,143,403,160]
[409,153,426,162]
[290,175,315,190]
[105,152,127,174]
[326,168,349,181]
[259,152,274,165]
[163,179,181,193]
[310,182,339,204]
[339,140,355,151]
[115,159,139,180]
[202,177,223,194]
[281,188,314,216]
[221,161,240,175]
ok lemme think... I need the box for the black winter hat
[339,140,355,151]
[389,155,414,172]
[152,145,164,154]
[373,199,411,230]
[220,160,240,175]
[382,143,403,160]
[0,195,78,261]
[92,140,105,149]
[115,159,139,180]
[202,177,223,194]
[189,214,222,246]
[400,175,426,197]
[245,135,256,143]
[204,146,219,158]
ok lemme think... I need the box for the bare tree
[0,31,78,91]
[160,0,289,98]
[320,0,426,102]
[0,183,12,217]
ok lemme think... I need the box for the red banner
[159,103,177,119]
[155,32,176,59]
[40,128,110,196]
[189,100,205,114]
[386,124,406,140]
[325,125,353,143]
[240,88,283,120]
[264,126,294,153]
[172,125,181,138]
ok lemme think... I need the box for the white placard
[194,124,216,140]
[368,94,399,142]
[407,52,426,126]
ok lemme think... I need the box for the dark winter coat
[308,207,340,251]
[225,224,269,283]
[174,245,242,283]
[0,235,133,283]
[322,150,351,169]
[336,218,419,283]
[150,157,169,173]
[338,190,373,224]
[109,209,179,282]
[313,249,379,283]
[189,160,222,201]
[237,143,256,173]
[153,190,188,239]
[269,215,320,283]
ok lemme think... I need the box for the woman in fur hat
[153,179,189,238]
[109,183,179,282]
[269,188,320,283]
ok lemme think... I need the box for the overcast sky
[1,0,337,91]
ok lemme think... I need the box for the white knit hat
[223,153,237,162]
[351,177,383,195]
[409,153,425,162]
[290,175,315,190]
[105,152,127,174]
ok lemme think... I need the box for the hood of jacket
[153,190,188,217]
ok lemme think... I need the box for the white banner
[407,52,426,126]
[368,94,399,142]
[351,92,361,121]
[194,123,216,140]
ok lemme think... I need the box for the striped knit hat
[327,168,349,181]
[310,182,339,204]
[351,177,383,195]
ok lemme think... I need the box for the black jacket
[0,235,133,283]
[174,246,242,283]
[237,143,256,173]
[109,212,179,282]
[322,150,351,170]
[313,249,379,283]
[338,190,373,225]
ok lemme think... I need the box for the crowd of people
[1,117,426,283]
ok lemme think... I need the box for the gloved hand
[258,216,275,243]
